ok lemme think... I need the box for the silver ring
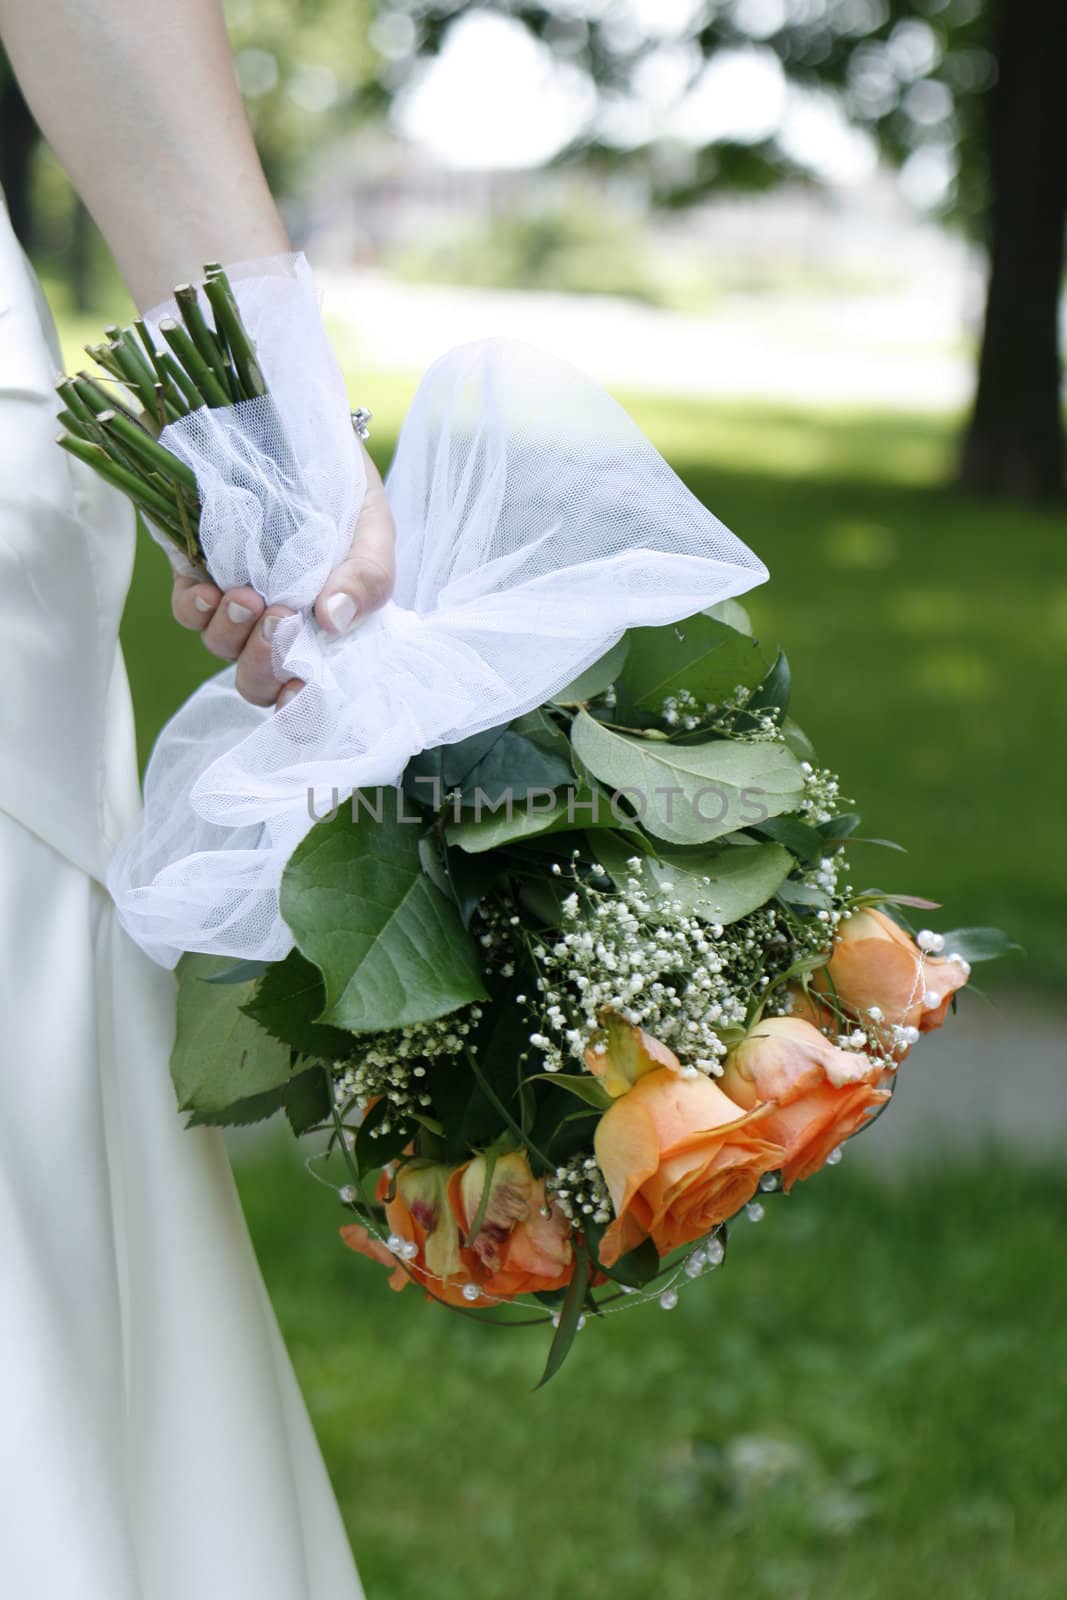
[351,407,373,441]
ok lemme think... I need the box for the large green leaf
[456,716,575,805]
[172,953,292,1117]
[446,784,617,854]
[243,949,354,1060]
[597,833,794,924]
[281,804,488,1031]
[616,613,764,717]
[571,710,805,846]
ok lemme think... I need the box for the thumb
[314,442,397,636]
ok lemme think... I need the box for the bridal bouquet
[60,261,1011,1384]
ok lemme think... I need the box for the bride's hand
[170,443,396,708]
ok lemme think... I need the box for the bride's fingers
[172,574,222,631]
[201,585,265,661]
[313,442,396,636]
[234,606,299,706]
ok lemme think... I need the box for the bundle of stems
[55,265,265,569]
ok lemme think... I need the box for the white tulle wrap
[109,254,769,967]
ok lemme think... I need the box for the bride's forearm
[0,0,288,308]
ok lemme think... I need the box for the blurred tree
[0,57,38,250]
[221,0,377,200]
[368,0,1064,501]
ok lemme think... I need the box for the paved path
[320,267,973,411]
[848,994,1066,1171]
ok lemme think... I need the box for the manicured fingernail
[325,593,358,634]
[194,594,215,613]
[262,613,280,641]
[275,683,301,711]
[227,600,255,624]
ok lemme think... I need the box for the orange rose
[814,907,969,1034]
[585,1011,685,1098]
[447,1152,575,1299]
[592,1038,782,1268]
[720,1016,890,1190]
[341,1160,481,1308]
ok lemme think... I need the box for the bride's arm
[0,0,395,704]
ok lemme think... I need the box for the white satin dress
[0,195,364,1598]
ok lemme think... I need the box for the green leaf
[527,1072,614,1111]
[185,1083,297,1129]
[607,1237,663,1289]
[617,613,764,716]
[172,953,291,1118]
[401,723,509,809]
[355,1093,414,1173]
[753,815,828,862]
[446,784,615,854]
[443,844,505,926]
[935,926,1022,963]
[204,959,270,985]
[597,833,794,924]
[777,879,832,910]
[281,803,488,1032]
[535,1245,592,1390]
[457,723,574,805]
[551,637,630,703]
[703,599,753,635]
[243,949,354,1060]
[749,647,791,717]
[284,1065,333,1135]
[782,717,816,763]
[818,812,862,841]
[571,710,805,847]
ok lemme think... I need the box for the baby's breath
[334,1008,483,1137]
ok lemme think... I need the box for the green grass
[106,362,1063,989]
[236,1142,1067,1600]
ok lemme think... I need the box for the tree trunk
[960,0,1067,502]
[0,72,39,250]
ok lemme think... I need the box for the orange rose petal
[770,1082,890,1190]
[594,1092,663,1218]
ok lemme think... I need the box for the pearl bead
[461,1283,481,1302]
[745,1201,765,1223]
[401,1240,419,1260]
[917,929,945,953]
[706,1237,726,1267]
[759,1172,780,1193]
[685,1256,704,1279]
[386,1233,405,1254]
[659,1289,679,1310]
[825,1146,843,1166]
[923,990,942,1010]
[339,1185,358,1205]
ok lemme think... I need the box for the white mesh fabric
[110,257,769,966]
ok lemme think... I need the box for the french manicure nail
[227,600,255,624]
[193,594,214,614]
[325,593,358,634]
[262,613,280,642]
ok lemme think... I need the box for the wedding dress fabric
[111,255,769,966]
[0,202,363,1596]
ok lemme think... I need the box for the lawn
[236,1141,1067,1600]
